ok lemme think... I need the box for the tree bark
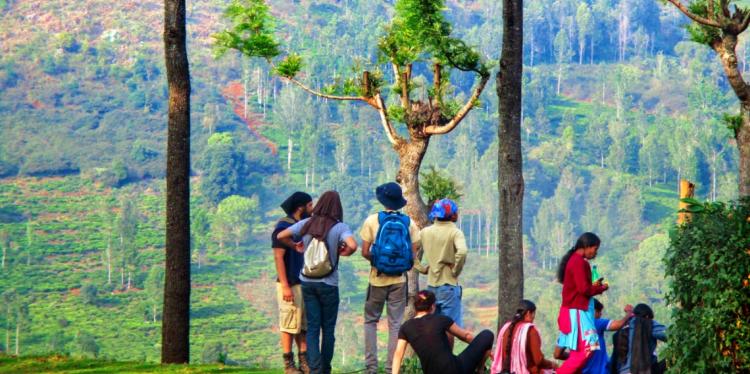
[162,0,191,364]
[497,0,525,327]
[395,139,430,228]
[739,105,750,196]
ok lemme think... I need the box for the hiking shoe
[298,351,310,374]
[283,352,302,374]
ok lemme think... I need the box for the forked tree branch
[374,93,404,145]
[424,73,490,135]
[666,0,722,27]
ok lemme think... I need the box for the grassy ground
[0,354,282,374]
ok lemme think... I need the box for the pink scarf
[491,322,555,374]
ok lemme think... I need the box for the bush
[80,284,98,305]
[664,198,750,372]
[201,342,227,364]
[75,331,99,358]
[420,166,462,205]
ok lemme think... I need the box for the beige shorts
[277,283,306,334]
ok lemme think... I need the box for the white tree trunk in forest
[469,214,474,251]
[477,213,482,255]
[127,271,131,290]
[287,137,293,172]
[153,304,157,323]
[14,323,19,355]
[556,66,562,95]
[106,240,112,285]
[305,168,309,189]
[120,268,125,287]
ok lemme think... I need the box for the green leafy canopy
[212,0,281,60]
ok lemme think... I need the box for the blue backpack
[371,211,413,276]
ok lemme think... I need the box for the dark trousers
[456,330,494,374]
[302,281,339,374]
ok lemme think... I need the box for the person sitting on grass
[491,299,558,374]
[392,290,494,374]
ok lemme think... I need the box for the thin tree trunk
[163,0,191,364]
[497,0,525,327]
[106,240,112,285]
[14,323,19,356]
[287,137,293,172]
[739,106,750,196]
[2,246,5,269]
[590,35,594,64]
[556,66,562,95]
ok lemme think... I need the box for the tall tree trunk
[163,0,191,364]
[106,240,112,285]
[394,137,430,321]
[497,0,525,327]
[14,323,19,356]
[739,105,750,196]
[287,137,293,172]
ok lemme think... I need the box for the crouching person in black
[392,290,494,374]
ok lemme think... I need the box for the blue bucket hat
[376,182,407,210]
[429,198,458,220]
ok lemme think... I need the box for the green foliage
[75,331,100,358]
[398,357,422,374]
[274,54,302,78]
[665,198,750,372]
[80,284,98,305]
[722,113,742,136]
[198,133,250,205]
[213,0,280,60]
[419,166,462,205]
[387,0,488,76]
[212,195,259,251]
[201,342,227,364]
[682,1,723,46]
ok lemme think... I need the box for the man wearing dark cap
[359,182,421,374]
[273,191,314,374]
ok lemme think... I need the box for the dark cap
[280,191,312,216]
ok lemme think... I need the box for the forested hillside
[0,0,743,369]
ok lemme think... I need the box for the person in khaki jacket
[417,198,467,348]
[360,182,421,374]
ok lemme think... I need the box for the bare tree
[664,0,750,196]
[162,0,191,364]
[497,0,525,326]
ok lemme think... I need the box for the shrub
[201,342,227,364]
[664,198,750,372]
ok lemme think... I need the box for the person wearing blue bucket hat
[359,182,421,374]
[418,198,467,347]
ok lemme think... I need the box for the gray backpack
[301,236,335,278]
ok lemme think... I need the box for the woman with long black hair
[610,304,667,374]
[491,300,557,374]
[556,232,609,374]
[277,191,358,374]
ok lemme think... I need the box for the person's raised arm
[276,228,298,250]
[340,236,358,256]
[392,339,408,374]
[448,323,473,343]
[652,320,668,342]
[608,304,634,331]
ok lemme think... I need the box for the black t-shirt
[398,314,459,374]
[271,217,304,286]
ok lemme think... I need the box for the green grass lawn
[0,354,282,374]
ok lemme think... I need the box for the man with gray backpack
[359,182,421,374]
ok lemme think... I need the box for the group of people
[270,183,667,374]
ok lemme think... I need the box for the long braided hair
[502,300,537,371]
